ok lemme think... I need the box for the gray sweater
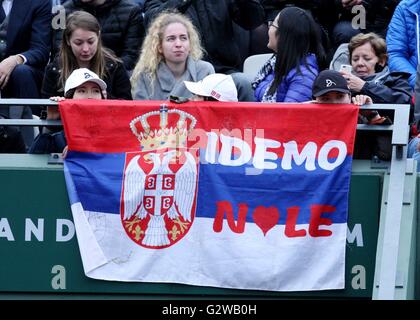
[132,57,215,100]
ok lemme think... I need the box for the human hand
[49,96,66,102]
[340,71,366,92]
[0,56,19,89]
[352,94,373,105]
[62,145,68,159]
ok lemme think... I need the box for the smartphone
[339,64,352,73]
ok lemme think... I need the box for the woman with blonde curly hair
[131,11,214,100]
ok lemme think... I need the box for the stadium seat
[242,53,272,80]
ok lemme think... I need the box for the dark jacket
[3,0,51,69]
[143,0,265,73]
[41,58,133,100]
[356,68,412,105]
[0,115,26,154]
[54,0,144,71]
[262,0,339,31]
[355,68,412,121]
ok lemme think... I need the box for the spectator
[312,69,392,160]
[54,0,144,71]
[313,69,375,108]
[0,0,52,148]
[130,12,214,100]
[184,73,238,102]
[341,33,411,106]
[340,33,411,160]
[386,0,420,88]
[42,11,132,100]
[143,0,265,74]
[29,68,107,154]
[252,7,326,103]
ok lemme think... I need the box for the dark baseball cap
[312,70,350,97]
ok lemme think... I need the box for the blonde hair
[130,11,204,89]
[60,11,119,90]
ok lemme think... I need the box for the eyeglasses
[268,21,279,29]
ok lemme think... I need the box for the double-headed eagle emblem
[121,105,198,248]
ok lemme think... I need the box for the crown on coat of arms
[130,104,197,151]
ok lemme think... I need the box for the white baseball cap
[184,73,238,102]
[64,68,107,95]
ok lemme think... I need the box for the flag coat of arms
[61,100,358,292]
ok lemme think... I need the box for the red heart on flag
[252,206,280,236]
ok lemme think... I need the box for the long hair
[268,7,326,95]
[130,11,204,88]
[59,11,119,89]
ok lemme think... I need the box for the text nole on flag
[60,99,358,292]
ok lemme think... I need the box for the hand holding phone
[340,64,352,74]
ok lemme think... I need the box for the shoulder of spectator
[196,59,216,73]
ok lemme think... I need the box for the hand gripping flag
[61,100,358,291]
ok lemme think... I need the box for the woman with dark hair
[41,11,131,100]
[252,7,326,103]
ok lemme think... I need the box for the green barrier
[0,155,380,298]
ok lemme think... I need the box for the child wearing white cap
[29,68,107,155]
[184,73,238,102]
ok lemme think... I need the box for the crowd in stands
[1,0,420,167]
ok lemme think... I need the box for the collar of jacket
[156,57,197,92]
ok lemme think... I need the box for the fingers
[49,96,66,102]
[351,97,361,105]
[339,71,352,82]
[0,73,5,88]
[62,145,68,159]
[352,95,371,105]
[0,74,10,90]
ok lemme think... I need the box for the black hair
[64,82,106,99]
[268,7,326,95]
[65,88,76,99]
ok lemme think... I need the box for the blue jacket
[386,0,420,88]
[254,54,319,102]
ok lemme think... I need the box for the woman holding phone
[340,32,411,105]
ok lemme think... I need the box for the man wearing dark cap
[312,69,353,104]
[311,69,389,123]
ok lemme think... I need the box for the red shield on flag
[120,148,199,249]
[143,174,175,216]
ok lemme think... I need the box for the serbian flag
[61,100,358,292]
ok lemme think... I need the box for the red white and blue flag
[61,100,358,291]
